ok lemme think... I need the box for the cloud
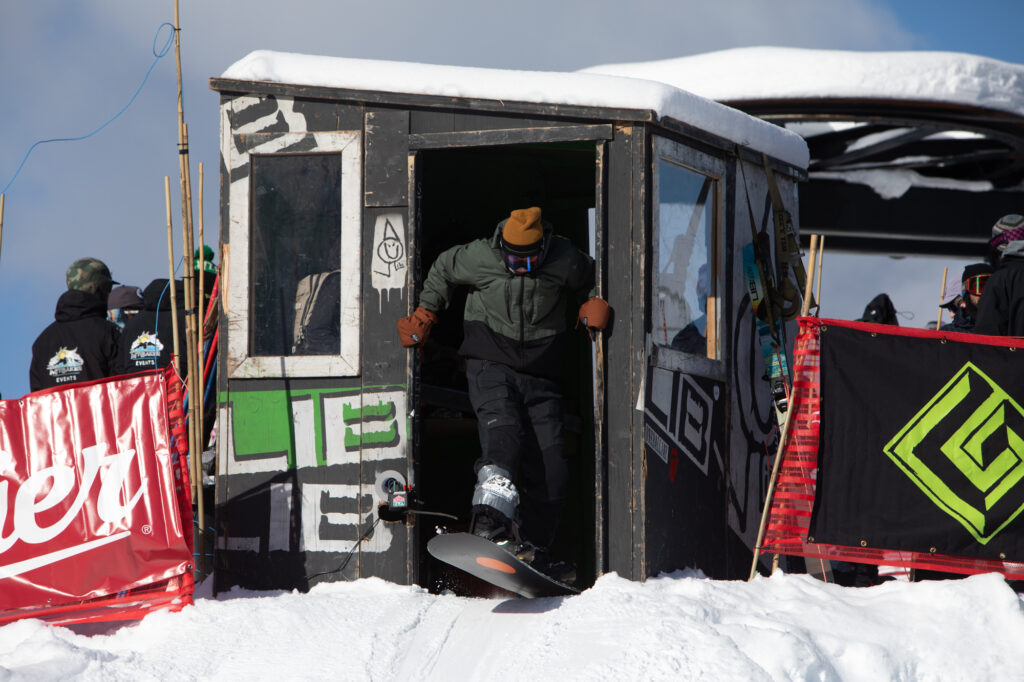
[0,0,917,398]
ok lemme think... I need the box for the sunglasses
[503,251,542,274]
[964,274,990,296]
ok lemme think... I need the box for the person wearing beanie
[397,207,610,581]
[939,263,992,333]
[29,257,121,392]
[975,214,1024,336]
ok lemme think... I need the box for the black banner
[809,323,1024,561]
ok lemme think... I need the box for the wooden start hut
[209,52,809,593]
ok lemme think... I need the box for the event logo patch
[884,362,1024,544]
[46,347,84,381]
[129,332,164,366]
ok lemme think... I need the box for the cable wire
[2,22,176,195]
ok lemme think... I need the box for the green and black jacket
[419,220,595,378]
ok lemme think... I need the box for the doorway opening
[411,142,601,592]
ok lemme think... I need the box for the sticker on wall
[371,213,407,311]
[644,366,719,476]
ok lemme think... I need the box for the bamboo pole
[800,235,819,318]
[938,267,949,330]
[197,162,206,448]
[814,235,824,315]
[164,177,182,374]
[173,0,204,570]
[178,131,203,569]
[765,232,819,573]
[750,405,798,580]
[765,233,819,573]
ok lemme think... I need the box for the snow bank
[582,47,1024,117]
[3,571,1023,681]
[220,51,808,170]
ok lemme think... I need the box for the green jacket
[419,220,595,375]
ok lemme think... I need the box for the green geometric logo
[883,362,1024,544]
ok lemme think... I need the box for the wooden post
[938,267,949,330]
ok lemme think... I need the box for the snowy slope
[2,571,1023,681]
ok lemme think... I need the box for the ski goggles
[964,274,990,296]
[503,251,543,274]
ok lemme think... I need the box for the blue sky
[2,0,1024,398]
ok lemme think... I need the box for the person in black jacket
[940,263,992,333]
[115,279,187,376]
[975,214,1024,336]
[29,258,120,392]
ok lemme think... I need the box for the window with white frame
[227,131,362,378]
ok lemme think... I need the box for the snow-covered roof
[581,47,1024,118]
[220,51,809,169]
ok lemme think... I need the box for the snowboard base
[427,532,578,599]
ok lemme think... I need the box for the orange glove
[397,306,438,347]
[578,296,611,331]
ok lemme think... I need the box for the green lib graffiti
[223,386,405,469]
[885,362,1024,544]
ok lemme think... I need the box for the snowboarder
[397,207,610,581]
[29,257,121,392]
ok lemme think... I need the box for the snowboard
[427,532,579,599]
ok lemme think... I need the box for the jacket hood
[859,293,899,325]
[54,289,107,322]
[142,279,185,311]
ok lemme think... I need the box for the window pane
[654,160,713,355]
[250,153,342,357]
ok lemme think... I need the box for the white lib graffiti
[371,214,407,311]
[299,483,392,553]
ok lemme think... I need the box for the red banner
[0,367,193,620]
[762,318,1024,580]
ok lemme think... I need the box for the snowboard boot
[470,465,520,547]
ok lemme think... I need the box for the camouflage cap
[66,257,115,296]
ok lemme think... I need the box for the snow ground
[2,570,1023,681]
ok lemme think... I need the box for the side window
[226,130,361,378]
[251,153,342,357]
[652,137,722,359]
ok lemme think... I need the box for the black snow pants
[465,358,568,548]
